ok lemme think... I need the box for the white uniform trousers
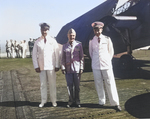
[93,68,119,106]
[39,70,56,104]
[12,48,15,58]
[22,49,26,58]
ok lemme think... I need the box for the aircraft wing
[56,0,119,54]
[100,15,141,54]
[101,0,150,54]
[117,0,150,50]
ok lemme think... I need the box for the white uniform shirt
[32,35,59,70]
[89,34,114,70]
[22,42,27,50]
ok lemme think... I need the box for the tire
[120,54,134,70]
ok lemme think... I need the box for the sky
[0,0,128,52]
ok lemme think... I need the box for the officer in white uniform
[89,21,121,111]
[22,40,27,58]
[32,23,60,107]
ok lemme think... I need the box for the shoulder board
[35,37,40,42]
[104,35,109,39]
[76,40,82,44]
[50,36,56,39]
[37,36,41,40]
[105,36,110,39]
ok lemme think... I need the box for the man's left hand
[80,69,83,74]
[55,68,59,72]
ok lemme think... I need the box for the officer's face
[68,33,76,43]
[41,28,49,37]
[94,27,103,37]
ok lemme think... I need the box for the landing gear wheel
[120,54,134,70]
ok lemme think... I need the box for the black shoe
[115,105,122,111]
[75,101,81,108]
[67,101,73,108]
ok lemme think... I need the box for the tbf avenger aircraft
[56,0,150,69]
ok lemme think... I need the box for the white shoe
[52,102,57,107]
[39,102,46,108]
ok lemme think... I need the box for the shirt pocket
[65,51,70,56]
[64,49,70,56]
[74,46,80,51]
[73,51,79,57]
[47,43,54,52]
[37,44,44,54]
[100,43,107,51]
[93,45,99,53]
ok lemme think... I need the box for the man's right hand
[35,68,41,73]
[62,70,66,74]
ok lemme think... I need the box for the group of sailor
[5,38,34,58]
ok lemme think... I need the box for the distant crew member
[19,41,23,57]
[61,28,84,108]
[28,38,34,57]
[89,21,121,111]
[6,40,11,58]
[10,39,15,58]
[14,40,20,58]
[22,40,27,58]
[32,23,60,107]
